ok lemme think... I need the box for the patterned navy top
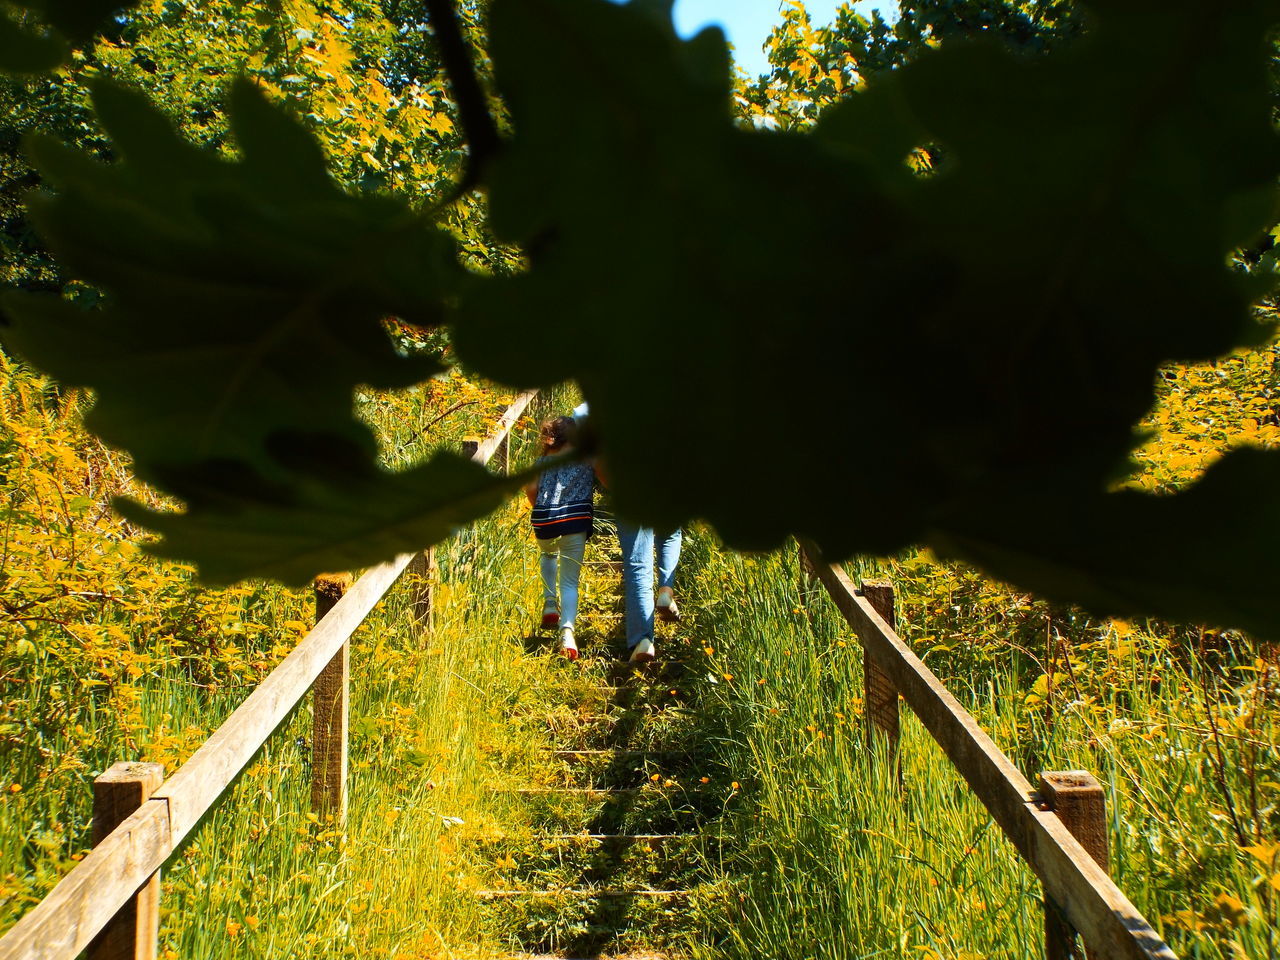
[532,458,594,540]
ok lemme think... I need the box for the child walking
[526,416,594,660]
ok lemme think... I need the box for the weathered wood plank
[408,546,437,631]
[312,574,353,822]
[1043,771,1110,960]
[471,389,536,465]
[495,432,511,474]
[798,542,1176,960]
[0,800,170,960]
[88,763,164,960]
[859,581,900,756]
[153,553,414,844]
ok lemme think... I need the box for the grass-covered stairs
[473,533,726,960]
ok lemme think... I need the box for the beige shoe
[656,587,680,623]
[628,637,656,663]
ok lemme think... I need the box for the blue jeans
[616,523,682,649]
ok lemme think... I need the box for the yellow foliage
[0,352,514,929]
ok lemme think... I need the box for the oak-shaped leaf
[454,0,1280,634]
[2,78,478,581]
[4,78,463,480]
[932,448,1280,640]
[117,446,531,586]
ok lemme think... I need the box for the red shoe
[560,627,579,661]
[541,606,560,630]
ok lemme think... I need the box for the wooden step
[586,684,692,694]
[545,715,626,725]
[545,749,687,758]
[542,833,682,841]
[605,663,688,680]
[478,888,690,899]
[466,833,684,843]
[507,787,644,796]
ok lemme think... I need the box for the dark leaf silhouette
[454,0,1280,632]
[117,448,532,586]
[5,0,1280,638]
[0,0,139,73]
[1,79,494,582]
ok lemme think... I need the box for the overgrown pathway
[473,527,726,959]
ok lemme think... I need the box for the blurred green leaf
[0,0,140,74]
[2,77,477,581]
[0,13,67,74]
[117,450,530,586]
[934,448,1280,639]
[4,79,463,473]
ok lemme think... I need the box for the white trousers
[537,532,587,628]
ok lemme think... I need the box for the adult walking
[572,402,682,664]
[617,524,681,663]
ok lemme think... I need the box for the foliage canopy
[1,0,1279,636]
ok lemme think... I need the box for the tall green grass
[146,388,594,957]
[670,536,1277,960]
[0,376,584,957]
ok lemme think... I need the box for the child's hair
[539,416,577,452]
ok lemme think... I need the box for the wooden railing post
[797,541,816,626]
[495,433,510,475]
[312,573,353,823]
[858,581,901,759]
[797,540,816,590]
[88,762,163,960]
[409,547,438,633]
[1040,771,1109,960]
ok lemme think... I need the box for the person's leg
[617,520,655,651]
[656,528,682,589]
[558,532,587,628]
[655,528,682,621]
[537,537,559,626]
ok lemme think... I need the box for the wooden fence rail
[0,390,537,960]
[797,541,1177,960]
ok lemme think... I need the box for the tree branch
[423,0,500,192]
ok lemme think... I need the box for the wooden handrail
[474,389,536,465]
[0,391,537,960]
[798,542,1177,960]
